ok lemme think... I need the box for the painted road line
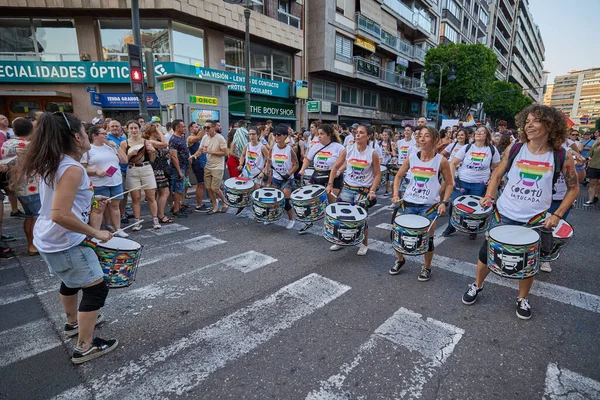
[139,234,226,267]
[148,223,190,236]
[544,363,600,399]
[54,273,351,399]
[0,263,19,271]
[0,319,62,368]
[306,307,464,399]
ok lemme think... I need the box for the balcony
[379,67,427,97]
[356,13,382,42]
[502,0,515,18]
[380,30,399,53]
[495,28,510,49]
[277,10,301,29]
[414,11,434,37]
[382,0,415,27]
[494,47,508,65]
[495,69,505,80]
[413,45,426,63]
[497,8,511,30]
[397,38,413,58]
[354,56,381,80]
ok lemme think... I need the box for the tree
[483,80,533,127]
[595,118,600,131]
[425,43,497,120]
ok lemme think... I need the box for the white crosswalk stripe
[544,363,600,399]
[0,319,62,368]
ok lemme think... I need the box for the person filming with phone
[81,126,128,236]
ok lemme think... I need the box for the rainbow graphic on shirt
[273,154,288,165]
[348,158,369,174]
[515,159,552,187]
[247,150,259,167]
[469,152,487,167]
[398,146,410,161]
[316,151,332,164]
[410,166,437,188]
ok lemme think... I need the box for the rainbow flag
[244,163,252,177]
[527,212,547,226]
[559,110,575,128]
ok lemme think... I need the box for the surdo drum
[450,195,493,234]
[392,214,431,255]
[323,203,367,246]
[379,165,388,188]
[487,226,540,279]
[290,184,328,222]
[537,219,574,262]
[302,168,315,186]
[222,177,255,208]
[94,237,143,288]
[251,188,285,222]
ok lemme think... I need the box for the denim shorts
[39,243,105,288]
[271,177,293,191]
[400,202,438,221]
[339,186,368,206]
[18,194,41,218]
[93,183,124,200]
[170,167,188,194]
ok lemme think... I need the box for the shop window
[99,19,170,62]
[9,101,41,114]
[363,90,378,108]
[172,22,204,66]
[224,36,292,82]
[45,102,74,113]
[340,85,359,105]
[312,79,337,102]
[0,18,78,61]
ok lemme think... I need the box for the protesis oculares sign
[0,61,289,99]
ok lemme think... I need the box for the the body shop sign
[0,61,290,99]
[229,99,295,119]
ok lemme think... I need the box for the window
[340,85,359,105]
[443,0,460,19]
[0,18,79,61]
[381,96,394,113]
[312,79,337,102]
[336,0,345,14]
[9,101,40,114]
[442,23,459,43]
[225,36,292,82]
[335,34,352,63]
[278,0,301,28]
[411,102,420,115]
[249,0,264,14]
[479,9,489,25]
[99,19,170,62]
[172,22,205,66]
[363,90,378,108]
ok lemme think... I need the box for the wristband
[369,191,376,194]
[327,183,333,186]
[552,213,562,219]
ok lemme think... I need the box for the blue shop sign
[91,93,161,109]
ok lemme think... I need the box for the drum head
[394,214,430,229]
[224,177,254,190]
[453,195,492,214]
[551,219,574,238]
[489,226,539,245]
[94,237,141,251]
[325,203,367,221]
[380,165,388,173]
[291,185,326,200]
[304,168,314,177]
[253,188,284,202]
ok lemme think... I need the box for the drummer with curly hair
[390,126,454,281]
[461,104,579,320]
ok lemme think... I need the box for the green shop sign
[0,61,290,99]
[229,99,296,120]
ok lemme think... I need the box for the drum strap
[527,211,547,226]
[80,237,97,250]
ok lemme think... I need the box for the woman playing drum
[327,125,381,255]
[461,105,578,320]
[18,112,117,364]
[390,126,454,281]
[442,126,500,239]
[265,124,299,229]
[379,129,396,197]
[237,126,269,188]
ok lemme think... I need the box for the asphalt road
[1,188,599,400]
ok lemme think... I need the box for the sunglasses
[204,126,212,129]
[53,111,71,131]
[274,133,286,137]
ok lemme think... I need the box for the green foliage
[425,43,497,120]
[595,118,600,131]
[483,80,533,126]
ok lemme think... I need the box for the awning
[0,90,71,97]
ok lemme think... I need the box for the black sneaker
[584,200,594,206]
[469,233,477,240]
[71,337,119,364]
[195,204,212,213]
[299,223,313,234]
[172,210,188,218]
[10,210,26,219]
[1,234,16,242]
[64,314,106,338]
[120,215,129,224]
[389,259,406,275]
[442,226,456,237]
[516,298,532,320]
[417,267,432,281]
[462,283,483,305]
[0,246,15,260]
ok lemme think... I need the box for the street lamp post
[224,0,252,126]
[426,63,455,128]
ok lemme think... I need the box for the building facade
[305,0,438,129]
[542,82,553,106]
[439,0,489,47]
[0,0,304,127]
[550,67,600,130]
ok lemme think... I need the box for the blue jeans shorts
[40,243,105,288]
[93,183,124,200]
[339,185,369,206]
[271,177,293,191]
[18,194,41,218]
[170,167,188,194]
[399,201,438,221]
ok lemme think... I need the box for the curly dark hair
[515,105,568,151]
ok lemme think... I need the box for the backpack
[505,142,565,192]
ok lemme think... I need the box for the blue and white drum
[379,165,388,188]
[450,195,493,234]
[290,184,328,222]
[392,214,431,255]
[222,177,255,208]
[488,226,540,279]
[302,168,315,186]
[251,188,284,222]
[323,203,367,246]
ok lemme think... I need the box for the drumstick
[429,215,440,234]
[105,184,148,201]
[112,220,144,235]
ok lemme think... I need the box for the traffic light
[127,44,144,95]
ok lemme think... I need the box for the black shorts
[313,171,343,190]
[586,167,600,179]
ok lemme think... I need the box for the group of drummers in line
[227,104,581,321]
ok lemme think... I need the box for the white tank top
[244,142,265,178]
[403,152,443,205]
[344,144,375,188]
[34,155,93,253]
[271,144,293,180]
[497,143,554,222]
[307,142,345,171]
[553,142,570,201]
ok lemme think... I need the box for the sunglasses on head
[53,111,71,131]
[274,132,286,137]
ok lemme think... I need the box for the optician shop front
[0,60,297,127]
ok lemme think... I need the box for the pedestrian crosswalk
[2,212,600,399]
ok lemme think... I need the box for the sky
[528,0,600,84]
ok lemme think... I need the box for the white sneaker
[540,261,552,273]
[113,231,129,238]
[131,219,142,231]
[286,220,295,230]
[263,221,272,225]
[357,244,368,256]
[330,244,342,251]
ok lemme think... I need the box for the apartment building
[543,83,553,106]
[439,0,489,46]
[305,0,439,128]
[550,67,600,130]
[0,0,303,127]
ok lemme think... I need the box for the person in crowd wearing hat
[344,123,358,147]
